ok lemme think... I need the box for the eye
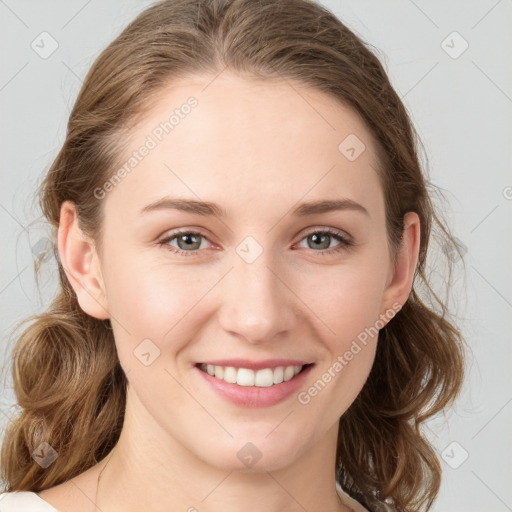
[295,228,353,256]
[158,227,353,257]
[159,230,212,256]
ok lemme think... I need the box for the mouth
[196,362,314,388]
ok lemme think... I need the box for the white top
[0,491,57,511]
[0,482,379,511]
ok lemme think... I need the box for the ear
[380,211,421,321]
[57,200,110,320]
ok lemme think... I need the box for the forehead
[103,71,383,222]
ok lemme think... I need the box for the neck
[94,386,349,512]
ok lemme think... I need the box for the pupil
[179,234,199,249]
[310,233,328,249]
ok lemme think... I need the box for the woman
[0,0,466,511]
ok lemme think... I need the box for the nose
[217,248,296,345]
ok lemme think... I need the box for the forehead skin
[100,70,387,258]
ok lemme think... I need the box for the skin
[39,70,420,512]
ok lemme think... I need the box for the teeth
[200,364,306,387]
[255,368,274,387]
[283,366,295,381]
[273,366,284,384]
[237,368,255,386]
[223,366,237,383]
[214,366,224,379]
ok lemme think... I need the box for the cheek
[295,260,387,339]
[295,267,382,417]
[99,251,201,372]
[292,257,386,398]
[103,250,201,329]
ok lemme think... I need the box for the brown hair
[0,1,466,510]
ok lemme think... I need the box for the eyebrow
[139,197,370,218]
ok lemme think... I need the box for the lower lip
[195,364,314,408]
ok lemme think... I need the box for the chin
[194,434,305,473]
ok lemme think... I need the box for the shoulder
[0,491,58,511]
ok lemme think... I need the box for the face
[73,71,407,473]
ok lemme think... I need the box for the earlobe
[57,200,110,320]
[380,211,421,322]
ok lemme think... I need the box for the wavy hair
[0,1,466,510]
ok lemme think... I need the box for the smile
[197,363,312,387]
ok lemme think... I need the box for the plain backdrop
[1,1,511,510]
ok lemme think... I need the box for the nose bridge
[218,238,294,343]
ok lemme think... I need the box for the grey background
[1,1,511,510]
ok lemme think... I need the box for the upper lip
[197,359,314,371]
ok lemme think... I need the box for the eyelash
[158,227,353,258]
